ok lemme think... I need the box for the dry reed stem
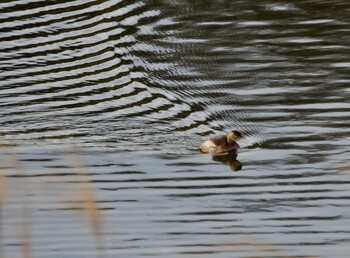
[21,222,31,258]
[0,138,7,204]
[71,151,105,258]
[0,139,7,258]
[0,140,107,258]
[0,141,33,258]
[11,150,32,258]
[0,175,6,207]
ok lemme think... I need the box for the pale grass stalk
[11,150,32,258]
[71,151,105,258]
[0,161,7,258]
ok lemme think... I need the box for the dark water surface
[1,0,350,257]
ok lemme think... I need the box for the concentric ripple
[0,0,223,152]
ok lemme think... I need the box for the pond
[0,0,350,257]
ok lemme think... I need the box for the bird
[200,130,243,154]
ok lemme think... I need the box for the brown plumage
[200,130,243,154]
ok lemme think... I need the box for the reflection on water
[1,0,350,257]
[212,151,242,171]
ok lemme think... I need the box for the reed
[71,152,105,258]
[0,160,6,258]
[0,142,106,258]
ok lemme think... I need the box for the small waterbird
[200,130,243,154]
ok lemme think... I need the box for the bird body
[200,131,242,154]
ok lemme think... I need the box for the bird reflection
[211,151,242,171]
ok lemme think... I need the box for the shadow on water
[211,151,243,172]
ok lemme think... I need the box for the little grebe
[200,130,243,154]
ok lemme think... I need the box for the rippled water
[1,0,350,257]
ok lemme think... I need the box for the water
[1,0,350,257]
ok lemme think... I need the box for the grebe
[200,130,243,154]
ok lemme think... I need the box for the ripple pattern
[2,0,349,152]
